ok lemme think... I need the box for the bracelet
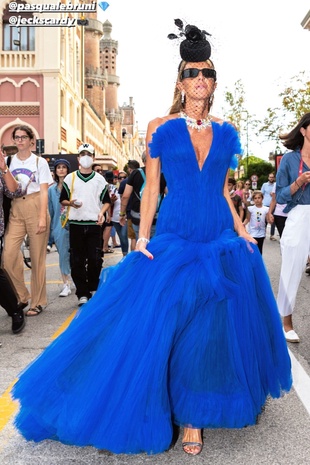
[1,165,8,174]
[136,237,150,245]
[119,212,126,217]
[295,180,301,188]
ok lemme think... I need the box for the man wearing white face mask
[60,144,111,306]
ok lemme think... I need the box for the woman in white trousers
[276,112,310,343]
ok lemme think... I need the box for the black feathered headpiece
[168,18,212,62]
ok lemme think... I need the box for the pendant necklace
[180,111,211,131]
[16,152,31,164]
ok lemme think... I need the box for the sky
[97,0,310,160]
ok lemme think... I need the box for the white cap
[78,143,95,155]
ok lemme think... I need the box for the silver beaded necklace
[180,111,211,131]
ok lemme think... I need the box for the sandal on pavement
[26,305,43,317]
[182,441,203,456]
[182,428,203,456]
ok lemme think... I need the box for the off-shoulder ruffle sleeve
[222,122,243,170]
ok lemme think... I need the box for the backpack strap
[138,168,146,198]
[133,168,146,201]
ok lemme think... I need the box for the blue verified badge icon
[99,2,109,11]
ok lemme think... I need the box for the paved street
[1,232,310,465]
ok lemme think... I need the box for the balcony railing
[0,51,36,68]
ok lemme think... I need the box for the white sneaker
[59,283,71,297]
[78,296,88,306]
[46,245,52,253]
[283,328,300,343]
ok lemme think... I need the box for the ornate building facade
[0,0,144,170]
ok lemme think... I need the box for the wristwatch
[1,166,8,174]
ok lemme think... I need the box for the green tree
[236,156,274,187]
[258,71,310,141]
[222,80,260,176]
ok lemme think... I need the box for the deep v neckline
[181,119,214,172]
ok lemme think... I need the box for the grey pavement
[0,233,310,465]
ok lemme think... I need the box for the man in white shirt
[60,144,111,306]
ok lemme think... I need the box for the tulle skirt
[12,230,292,454]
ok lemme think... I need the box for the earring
[181,90,185,104]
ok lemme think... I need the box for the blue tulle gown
[12,119,292,455]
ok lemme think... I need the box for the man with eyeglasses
[261,173,276,240]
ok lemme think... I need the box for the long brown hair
[279,113,310,151]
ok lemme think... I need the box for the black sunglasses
[181,68,217,81]
[118,176,126,180]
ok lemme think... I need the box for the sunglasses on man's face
[181,68,217,81]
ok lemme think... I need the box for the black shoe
[12,309,25,334]
[17,301,28,311]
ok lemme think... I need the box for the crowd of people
[0,18,309,459]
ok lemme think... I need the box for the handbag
[60,172,75,229]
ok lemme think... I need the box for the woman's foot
[283,314,294,332]
[25,305,43,316]
[283,314,300,342]
[182,427,203,455]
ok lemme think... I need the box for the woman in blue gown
[12,20,292,456]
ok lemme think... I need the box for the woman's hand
[237,227,257,244]
[119,216,126,226]
[0,150,7,171]
[135,238,153,260]
[36,217,47,235]
[299,171,310,185]
[267,212,274,224]
[97,212,104,225]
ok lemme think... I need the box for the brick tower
[100,20,122,142]
[83,7,106,118]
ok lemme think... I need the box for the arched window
[2,1,35,51]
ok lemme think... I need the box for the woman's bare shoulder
[210,115,237,129]
[148,114,179,132]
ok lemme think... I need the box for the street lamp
[241,110,249,177]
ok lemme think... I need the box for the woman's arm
[0,150,19,193]
[119,183,133,226]
[223,172,256,244]
[37,183,49,234]
[98,202,110,225]
[243,208,251,227]
[267,192,276,224]
[136,119,162,259]
[275,154,310,204]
